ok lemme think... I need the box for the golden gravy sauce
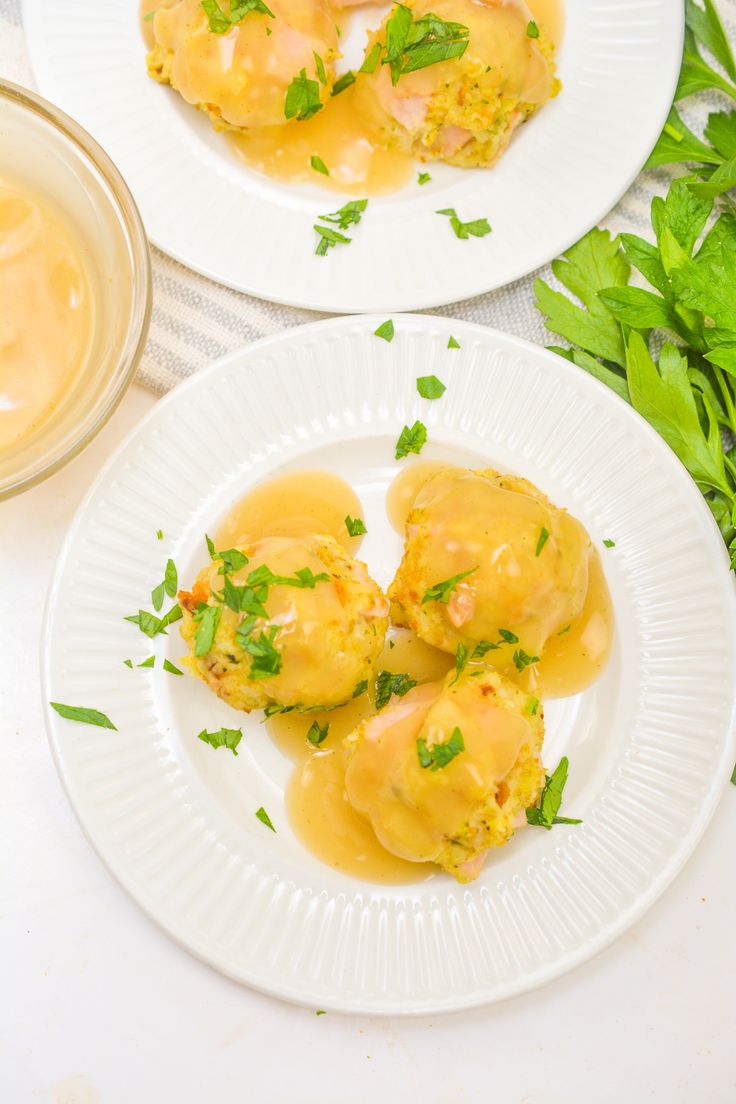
[387,463,614,700]
[0,178,94,452]
[271,626,452,884]
[214,468,365,553]
[142,0,563,197]
[212,458,608,884]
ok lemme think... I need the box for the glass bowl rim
[0,77,152,500]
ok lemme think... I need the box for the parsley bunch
[535,0,736,569]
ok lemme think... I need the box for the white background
[2,384,735,1104]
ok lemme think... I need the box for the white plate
[23,1,682,312]
[42,316,736,1014]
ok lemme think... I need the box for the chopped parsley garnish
[603,538,616,548]
[526,756,582,829]
[498,628,519,644]
[535,527,550,556]
[558,624,572,636]
[314,224,351,256]
[315,1009,327,1016]
[307,720,329,746]
[152,557,178,611]
[238,624,282,679]
[421,566,477,605]
[448,336,461,349]
[524,695,540,717]
[375,670,417,710]
[451,642,468,684]
[472,640,498,658]
[125,604,182,638]
[395,420,427,459]
[418,171,431,185]
[264,702,298,718]
[50,702,117,730]
[206,537,249,575]
[416,726,465,771]
[526,19,540,38]
[156,528,164,540]
[360,42,382,73]
[320,199,368,230]
[331,70,356,96]
[138,656,155,668]
[416,374,446,399]
[143,10,156,21]
[285,69,323,121]
[247,564,330,589]
[193,603,222,656]
[256,806,276,831]
[512,648,539,673]
[163,659,184,676]
[310,155,329,176]
[201,0,273,35]
[352,679,368,698]
[313,51,327,85]
[345,515,367,537]
[197,727,243,755]
[382,5,469,85]
[123,659,133,668]
[437,207,492,240]
[222,576,269,617]
[374,319,395,342]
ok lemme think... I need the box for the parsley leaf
[524,695,540,716]
[603,538,616,548]
[535,527,550,556]
[375,670,417,710]
[201,0,273,34]
[448,336,460,348]
[193,603,222,656]
[360,42,382,73]
[451,642,468,684]
[418,171,431,185]
[238,624,282,679]
[526,756,582,829]
[352,679,368,698]
[285,69,323,121]
[314,224,351,256]
[416,374,446,399]
[313,51,327,85]
[416,726,465,771]
[137,656,155,668]
[395,420,427,459]
[198,727,243,755]
[50,702,117,730]
[310,154,329,176]
[526,19,539,38]
[512,648,539,673]
[421,565,477,604]
[332,70,356,95]
[472,640,499,658]
[437,207,491,240]
[256,806,276,831]
[345,515,367,537]
[374,319,394,342]
[163,659,184,676]
[382,5,469,85]
[307,720,329,746]
[320,199,368,230]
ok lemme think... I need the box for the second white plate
[24,0,682,311]
[42,316,736,1013]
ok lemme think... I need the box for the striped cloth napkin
[2,0,733,393]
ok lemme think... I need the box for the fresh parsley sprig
[201,0,273,35]
[374,670,417,710]
[526,757,582,829]
[416,726,465,771]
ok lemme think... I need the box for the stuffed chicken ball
[388,468,591,664]
[179,533,388,712]
[362,0,559,167]
[344,665,545,881]
[146,0,339,131]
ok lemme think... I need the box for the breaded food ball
[363,0,559,167]
[344,666,544,881]
[388,468,591,662]
[179,534,389,712]
[146,0,339,131]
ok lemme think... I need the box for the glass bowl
[0,79,152,499]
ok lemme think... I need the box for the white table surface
[2,383,735,1104]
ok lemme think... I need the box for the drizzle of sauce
[386,459,459,533]
[214,468,365,553]
[142,0,563,196]
[0,178,94,452]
